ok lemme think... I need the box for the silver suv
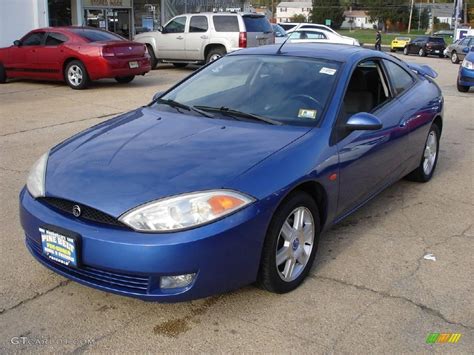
[134,12,274,68]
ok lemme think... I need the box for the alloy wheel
[451,52,458,63]
[209,54,222,62]
[423,131,437,175]
[68,65,83,86]
[275,207,315,282]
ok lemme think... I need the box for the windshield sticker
[320,67,337,75]
[298,109,317,119]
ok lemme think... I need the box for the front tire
[451,51,460,64]
[0,63,6,83]
[457,81,469,92]
[418,48,426,57]
[206,47,226,64]
[257,191,320,294]
[65,60,89,90]
[406,124,440,182]
[115,75,135,84]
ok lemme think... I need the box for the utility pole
[408,0,415,33]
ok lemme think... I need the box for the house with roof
[341,10,377,29]
[276,1,312,23]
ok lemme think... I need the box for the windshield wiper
[195,106,282,125]
[152,98,214,118]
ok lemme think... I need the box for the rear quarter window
[213,16,239,32]
[243,16,272,33]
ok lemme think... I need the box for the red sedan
[0,27,151,89]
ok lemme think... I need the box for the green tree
[420,7,429,30]
[310,0,345,29]
[359,0,410,31]
[291,14,308,23]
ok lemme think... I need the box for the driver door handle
[176,36,184,40]
[200,35,208,39]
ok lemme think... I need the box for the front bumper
[20,188,273,302]
[87,56,151,80]
[458,66,474,87]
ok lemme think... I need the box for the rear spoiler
[407,63,438,79]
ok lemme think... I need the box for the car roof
[229,43,386,63]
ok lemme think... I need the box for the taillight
[239,32,247,48]
[102,46,115,57]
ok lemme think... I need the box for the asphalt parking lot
[0,55,473,353]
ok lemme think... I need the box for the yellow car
[391,37,411,52]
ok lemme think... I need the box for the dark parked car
[446,36,474,64]
[403,36,446,57]
[0,27,151,89]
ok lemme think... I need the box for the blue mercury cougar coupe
[20,44,443,301]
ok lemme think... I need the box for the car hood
[45,107,310,217]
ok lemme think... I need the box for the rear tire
[403,47,409,55]
[147,45,158,69]
[115,75,135,84]
[405,124,440,182]
[390,48,396,52]
[206,47,226,64]
[0,63,6,83]
[256,191,320,294]
[457,82,469,92]
[451,51,459,64]
[172,63,187,68]
[64,60,89,90]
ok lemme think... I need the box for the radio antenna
[276,33,292,54]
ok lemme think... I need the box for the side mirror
[152,91,164,101]
[345,112,383,131]
[463,47,469,53]
[13,40,21,46]
[159,26,166,33]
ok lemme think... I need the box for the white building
[276,1,312,23]
[0,0,250,48]
[341,10,376,30]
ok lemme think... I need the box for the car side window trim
[45,32,69,46]
[380,59,417,99]
[330,58,395,145]
[21,31,46,46]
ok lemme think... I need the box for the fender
[134,34,158,57]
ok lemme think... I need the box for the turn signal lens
[208,195,245,214]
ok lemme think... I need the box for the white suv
[135,12,274,68]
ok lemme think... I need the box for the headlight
[26,152,49,198]
[462,59,473,70]
[119,190,255,232]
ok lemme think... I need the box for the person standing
[375,30,382,51]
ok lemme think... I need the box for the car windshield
[160,55,340,125]
[69,28,125,42]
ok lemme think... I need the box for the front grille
[460,76,474,83]
[26,236,150,294]
[39,197,128,228]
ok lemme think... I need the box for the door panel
[336,61,411,217]
[158,16,187,59]
[35,32,69,79]
[185,15,209,60]
[6,32,45,77]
